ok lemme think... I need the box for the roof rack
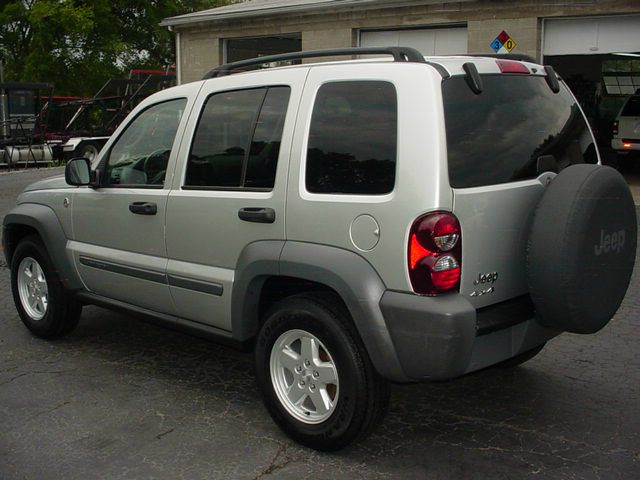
[203,46,437,79]
[464,53,538,64]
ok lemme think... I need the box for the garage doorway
[224,34,302,63]
[360,26,468,55]
[543,15,640,168]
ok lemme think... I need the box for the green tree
[0,0,232,95]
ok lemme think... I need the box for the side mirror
[65,157,95,186]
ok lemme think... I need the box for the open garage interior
[543,14,640,169]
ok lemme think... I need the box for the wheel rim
[81,144,99,161]
[17,257,49,321]
[270,329,339,424]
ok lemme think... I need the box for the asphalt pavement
[0,167,639,479]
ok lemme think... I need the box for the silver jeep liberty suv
[3,47,637,450]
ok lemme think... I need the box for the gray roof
[161,0,465,27]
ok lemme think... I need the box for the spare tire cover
[527,164,637,334]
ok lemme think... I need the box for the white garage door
[544,15,640,56]
[360,27,468,55]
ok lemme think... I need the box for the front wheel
[11,236,82,338]
[255,293,388,451]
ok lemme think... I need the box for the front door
[70,96,190,314]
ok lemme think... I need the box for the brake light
[613,121,619,136]
[623,143,632,148]
[408,212,462,295]
[495,59,530,74]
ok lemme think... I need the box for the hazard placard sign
[490,30,517,53]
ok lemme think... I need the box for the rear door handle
[238,207,276,224]
[129,202,157,215]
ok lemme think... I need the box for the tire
[495,344,545,369]
[527,164,637,334]
[10,235,82,339]
[255,293,389,451]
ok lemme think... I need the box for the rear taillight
[408,212,462,295]
[613,121,619,136]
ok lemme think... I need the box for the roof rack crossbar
[203,46,428,79]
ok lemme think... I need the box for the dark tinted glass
[306,81,397,194]
[186,87,290,189]
[245,87,290,188]
[186,89,264,188]
[443,76,596,188]
[621,96,640,116]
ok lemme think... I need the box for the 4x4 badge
[470,286,494,297]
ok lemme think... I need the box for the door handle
[238,207,276,224]
[129,202,157,215]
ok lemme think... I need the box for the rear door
[164,68,307,331]
[443,74,598,308]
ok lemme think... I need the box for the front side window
[306,81,397,195]
[105,98,187,186]
[185,86,290,190]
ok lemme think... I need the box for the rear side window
[621,96,640,116]
[443,75,597,189]
[306,81,397,194]
[185,86,290,190]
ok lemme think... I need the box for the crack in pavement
[155,428,175,440]
[252,443,294,480]
[0,369,79,387]
[426,408,634,454]
[21,401,71,425]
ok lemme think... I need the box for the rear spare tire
[527,164,637,334]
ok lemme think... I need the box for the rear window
[443,75,597,189]
[621,96,640,116]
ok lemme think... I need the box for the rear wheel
[11,236,82,338]
[255,293,388,451]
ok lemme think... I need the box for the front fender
[2,203,82,290]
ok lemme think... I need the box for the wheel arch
[232,241,407,381]
[3,203,83,290]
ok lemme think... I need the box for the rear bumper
[379,291,559,381]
